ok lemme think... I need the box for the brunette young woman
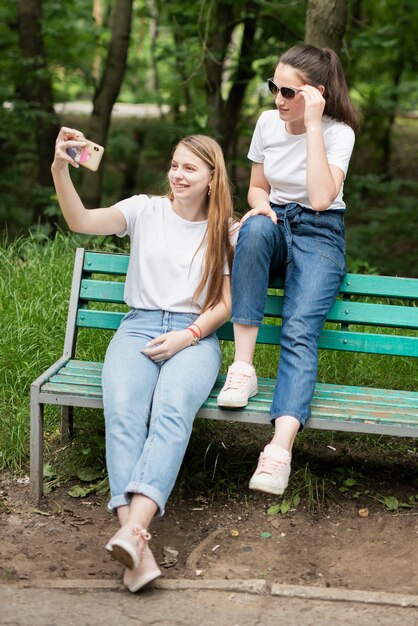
[218,44,359,496]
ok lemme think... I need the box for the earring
[208,183,212,196]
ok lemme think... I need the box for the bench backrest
[64,248,418,360]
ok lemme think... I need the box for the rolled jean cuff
[107,493,131,514]
[271,410,306,430]
[125,480,166,517]
[106,482,166,516]
[231,316,263,327]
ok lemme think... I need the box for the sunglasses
[267,78,300,100]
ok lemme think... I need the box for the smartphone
[66,139,105,171]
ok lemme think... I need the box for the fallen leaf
[32,509,51,516]
[267,504,280,516]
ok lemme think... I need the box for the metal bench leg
[61,406,74,443]
[30,386,44,504]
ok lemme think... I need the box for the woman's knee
[238,215,278,249]
[280,313,322,349]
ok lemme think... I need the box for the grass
[0,232,116,472]
[0,234,416,513]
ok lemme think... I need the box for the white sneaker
[123,543,162,593]
[249,444,291,495]
[217,361,258,408]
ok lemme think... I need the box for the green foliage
[0,233,118,472]
[332,466,417,512]
[344,171,418,277]
[1,0,418,259]
[347,0,418,173]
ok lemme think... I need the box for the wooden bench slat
[219,321,418,357]
[84,251,129,275]
[268,272,418,299]
[41,382,103,397]
[65,360,104,371]
[212,376,418,401]
[80,279,125,303]
[264,294,418,329]
[49,374,102,385]
[340,274,418,299]
[77,309,125,330]
[315,380,418,398]
[321,300,417,329]
[317,328,418,356]
[201,397,418,422]
[58,370,101,381]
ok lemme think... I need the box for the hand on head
[298,85,326,129]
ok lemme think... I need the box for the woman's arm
[142,276,232,363]
[243,163,277,223]
[52,127,126,235]
[301,86,345,211]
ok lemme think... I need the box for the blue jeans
[102,309,221,515]
[232,203,346,427]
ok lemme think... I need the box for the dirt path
[1,473,417,596]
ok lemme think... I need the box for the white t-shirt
[115,194,232,313]
[248,110,355,211]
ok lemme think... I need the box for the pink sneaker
[217,361,258,408]
[106,523,151,570]
[123,543,162,593]
[249,444,291,495]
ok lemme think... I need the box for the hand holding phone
[66,138,104,171]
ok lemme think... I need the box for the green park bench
[30,248,418,503]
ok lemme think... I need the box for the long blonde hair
[168,135,236,311]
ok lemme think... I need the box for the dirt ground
[1,444,417,597]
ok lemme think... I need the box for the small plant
[267,492,301,516]
[264,464,327,517]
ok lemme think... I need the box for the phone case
[66,140,104,171]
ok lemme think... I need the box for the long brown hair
[168,135,237,311]
[279,44,359,133]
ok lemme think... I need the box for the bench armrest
[31,356,71,392]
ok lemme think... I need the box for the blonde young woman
[52,130,236,592]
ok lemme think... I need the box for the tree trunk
[148,0,160,95]
[92,0,105,84]
[82,0,134,207]
[203,1,236,140]
[172,22,192,113]
[305,0,348,54]
[17,0,61,225]
[222,2,257,168]
[381,49,404,178]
